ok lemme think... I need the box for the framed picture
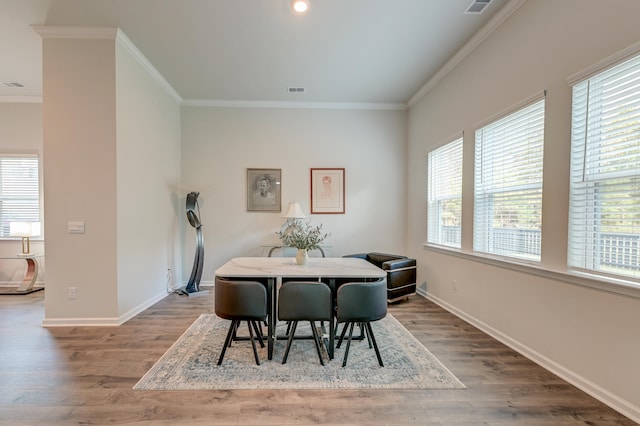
[310,168,345,214]
[247,168,281,212]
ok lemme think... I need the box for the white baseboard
[42,290,170,327]
[423,291,640,424]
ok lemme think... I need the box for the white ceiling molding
[115,29,182,104]
[32,26,182,105]
[408,0,527,107]
[32,25,119,39]
[182,99,408,111]
[0,96,42,104]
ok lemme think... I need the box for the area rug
[133,313,465,390]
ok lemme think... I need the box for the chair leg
[247,320,260,365]
[342,322,356,367]
[365,322,383,367]
[336,322,349,348]
[363,322,372,348]
[218,319,238,365]
[250,320,265,347]
[281,321,299,364]
[309,321,325,366]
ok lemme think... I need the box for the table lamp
[280,202,306,234]
[10,221,41,255]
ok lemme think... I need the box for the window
[568,54,640,281]
[0,155,40,238]
[427,138,463,248]
[473,98,545,261]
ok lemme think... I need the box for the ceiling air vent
[1,82,24,88]
[464,0,492,14]
[287,87,305,94]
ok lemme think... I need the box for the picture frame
[247,168,281,212]
[310,168,345,214]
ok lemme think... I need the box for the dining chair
[278,280,332,365]
[335,278,387,367]
[214,277,268,365]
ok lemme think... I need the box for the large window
[568,54,640,281]
[473,98,545,261]
[427,138,463,248]
[0,155,40,238]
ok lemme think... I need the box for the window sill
[422,243,640,300]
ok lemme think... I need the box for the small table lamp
[10,222,41,255]
[280,202,307,234]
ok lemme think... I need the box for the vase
[295,249,309,265]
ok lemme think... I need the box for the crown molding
[32,26,182,104]
[0,96,42,103]
[32,25,118,39]
[115,29,182,103]
[408,0,527,107]
[182,99,407,111]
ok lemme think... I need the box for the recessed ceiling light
[291,0,310,14]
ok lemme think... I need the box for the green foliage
[277,219,330,250]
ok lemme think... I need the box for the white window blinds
[568,54,640,281]
[0,155,40,238]
[473,98,545,261]
[427,138,463,248]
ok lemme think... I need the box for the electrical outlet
[452,279,457,292]
[68,286,77,299]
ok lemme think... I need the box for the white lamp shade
[282,202,306,219]
[10,221,41,237]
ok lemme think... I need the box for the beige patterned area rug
[133,313,465,390]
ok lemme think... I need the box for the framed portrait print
[310,168,345,214]
[247,168,281,212]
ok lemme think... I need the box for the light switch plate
[68,221,85,234]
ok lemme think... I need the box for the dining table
[214,256,386,360]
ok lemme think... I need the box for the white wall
[0,103,44,284]
[180,106,408,283]
[42,37,119,323]
[407,0,640,421]
[40,29,182,325]
[115,35,182,318]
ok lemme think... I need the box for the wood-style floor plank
[0,290,635,425]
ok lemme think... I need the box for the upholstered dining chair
[214,277,268,365]
[278,280,332,365]
[335,278,387,367]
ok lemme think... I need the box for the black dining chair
[336,278,387,367]
[214,277,268,365]
[278,280,333,365]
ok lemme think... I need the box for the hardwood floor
[0,290,635,425]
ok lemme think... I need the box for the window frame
[473,95,546,262]
[567,52,640,282]
[0,153,41,239]
[427,137,463,249]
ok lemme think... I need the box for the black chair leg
[336,322,349,348]
[250,320,265,347]
[218,319,238,365]
[365,322,383,367]
[247,321,260,365]
[309,321,325,366]
[342,322,356,367]
[281,321,299,364]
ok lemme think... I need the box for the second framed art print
[310,168,345,214]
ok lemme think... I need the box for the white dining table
[214,257,386,360]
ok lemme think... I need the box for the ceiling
[0,0,514,107]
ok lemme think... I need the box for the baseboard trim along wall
[424,292,640,424]
[42,290,170,327]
